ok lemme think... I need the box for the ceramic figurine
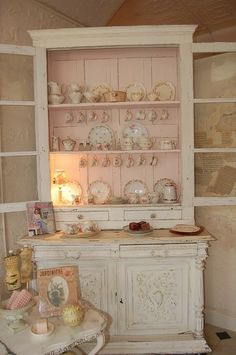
[52,136,60,151]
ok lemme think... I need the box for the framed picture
[37,266,79,317]
[26,201,56,236]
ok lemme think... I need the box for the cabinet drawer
[34,245,112,261]
[55,210,109,222]
[119,244,198,258]
[124,209,181,221]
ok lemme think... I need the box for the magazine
[26,201,56,236]
[37,266,79,317]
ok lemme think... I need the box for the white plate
[60,181,83,204]
[64,230,101,238]
[88,125,114,149]
[125,82,146,101]
[31,322,54,337]
[123,225,154,236]
[124,179,148,197]
[154,178,175,201]
[122,123,149,144]
[89,180,112,204]
[153,81,175,101]
[170,224,201,234]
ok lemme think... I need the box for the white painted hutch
[11,25,235,353]
[30,25,196,229]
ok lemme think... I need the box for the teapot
[137,136,156,150]
[48,81,62,95]
[68,91,83,104]
[62,136,76,151]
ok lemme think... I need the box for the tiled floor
[204,323,236,354]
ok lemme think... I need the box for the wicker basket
[103,91,126,102]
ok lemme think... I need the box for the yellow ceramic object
[4,255,21,291]
[62,304,85,327]
[20,247,33,284]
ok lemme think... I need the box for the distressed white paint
[19,229,213,353]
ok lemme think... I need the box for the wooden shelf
[48,100,180,110]
[50,149,181,155]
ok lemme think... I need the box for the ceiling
[34,0,236,41]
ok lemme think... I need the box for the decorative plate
[122,123,149,144]
[60,181,83,204]
[65,230,101,238]
[89,180,112,204]
[153,81,176,101]
[153,178,176,201]
[88,125,114,149]
[31,322,55,337]
[123,225,154,236]
[125,82,146,101]
[169,224,203,235]
[124,179,148,197]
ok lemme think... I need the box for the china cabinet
[28,25,197,229]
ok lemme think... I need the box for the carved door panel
[117,259,191,335]
[78,260,116,334]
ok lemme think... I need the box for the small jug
[163,182,177,203]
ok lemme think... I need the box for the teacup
[113,156,122,167]
[122,137,134,150]
[48,94,65,105]
[147,91,157,101]
[138,136,156,150]
[149,192,160,204]
[140,194,151,204]
[160,139,175,150]
[127,193,139,204]
[66,223,79,235]
[84,91,100,103]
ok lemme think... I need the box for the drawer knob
[77,214,83,219]
[150,213,156,219]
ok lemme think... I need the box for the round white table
[0,303,107,355]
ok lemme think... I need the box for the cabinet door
[78,260,116,334]
[117,259,190,335]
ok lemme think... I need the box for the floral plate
[124,179,148,197]
[88,180,112,204]
[125,82,146,101]
[122,122,149,145]
[153,81,175,101]
[88,125,114,149]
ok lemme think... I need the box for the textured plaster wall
[0,0,75,260]
[196,207,236,329]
